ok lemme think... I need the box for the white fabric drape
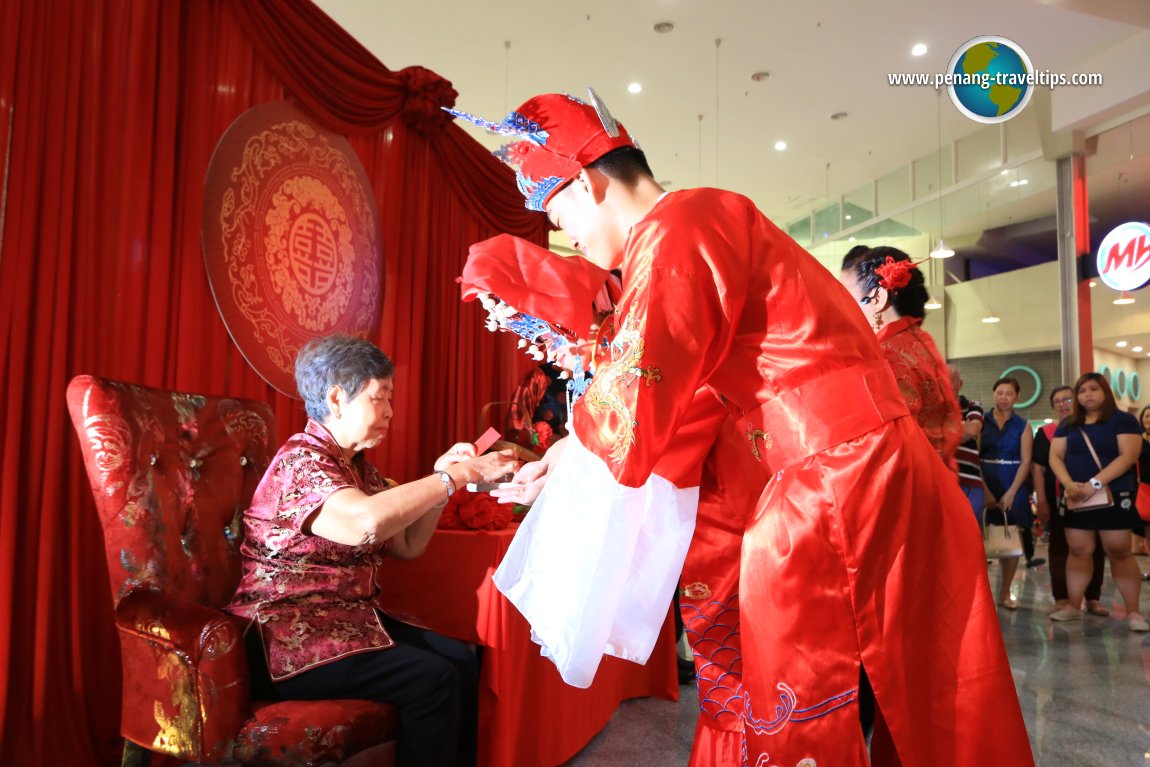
[493,431,698,688]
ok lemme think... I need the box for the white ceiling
[315,0,1144,221]
[314,0,1150,362]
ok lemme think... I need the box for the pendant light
[981,279,1000,323]
[930,92,954,259]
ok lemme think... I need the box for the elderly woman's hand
[434,442,477,471]
[448,449,520,486]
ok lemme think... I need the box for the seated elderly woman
[226,334,518,767]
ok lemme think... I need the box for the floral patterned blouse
[226,420,396,680]
[875,315,962,472]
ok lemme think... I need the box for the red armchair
[66,375,398,767]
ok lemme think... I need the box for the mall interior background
[317,0,1150,424]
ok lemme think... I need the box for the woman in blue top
[1048,372,1146,631]
[980,376,1034,609]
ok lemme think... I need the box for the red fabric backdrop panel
[0,1,544,764]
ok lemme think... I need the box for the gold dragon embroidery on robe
[582,313,661,464]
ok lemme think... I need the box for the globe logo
[946,36,1034,124]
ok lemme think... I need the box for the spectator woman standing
[1048,373,1147,631]
[980,376,1034,609]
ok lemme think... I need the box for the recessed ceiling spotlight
[774,140,787,151]
[848,236,857,242]
[751,71,771,82]
[1009,179,1029,187]
[653,21,675,33]
[844,214,852,220]
[1133,346,1144,352]
[830,111,850,121]
[1088,280,1097,287]
[1116,340,1128,347]
[911,43,928,56]
[627,82,642,94]
[1001,169,1011,175]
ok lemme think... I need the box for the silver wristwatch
[1088,477,1103,490]
[436,470,456,497]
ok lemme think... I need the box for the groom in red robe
[450,91,1034,767]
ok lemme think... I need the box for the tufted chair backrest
[67,375,276,609]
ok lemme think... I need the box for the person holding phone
[1047,372,1146,630]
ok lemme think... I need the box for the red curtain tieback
[399,66,458,135]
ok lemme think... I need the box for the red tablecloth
[376,524,679,767]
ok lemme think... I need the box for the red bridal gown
[494,188,1033,767]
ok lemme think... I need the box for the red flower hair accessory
[874,256,919,292]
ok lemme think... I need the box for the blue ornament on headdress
[442,107,550,145]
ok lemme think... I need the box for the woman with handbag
[980,376,1034,609]
[1047,372,1146,630]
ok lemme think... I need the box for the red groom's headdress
[446,88,636,211]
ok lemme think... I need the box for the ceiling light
[925,295,942,310]
[653,21,675,33]
[911,43,928,57]
[1009,179,1029,187]
[1088,280,1097,287]
[981,313,1001,324]
[1117,340,1128,347]
[929,239,954,258]
[830,111,850,121]
[848,236,857,242]
[751,71,771,82]
[844,214,852,220]
[774,140,787,151]
[627,82,642,94]
[1114,291,1136,305]
[1001,169,1010,176]
[1043,418,1053,424]
[1133,346,1144,352]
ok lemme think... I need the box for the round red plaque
[203,101,383,397]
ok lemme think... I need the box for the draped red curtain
[0,1,543,763]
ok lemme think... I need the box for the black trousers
[246,614,479,767]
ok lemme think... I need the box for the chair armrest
[114,589,251,762]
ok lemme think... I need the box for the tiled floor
[566,545,1150,767]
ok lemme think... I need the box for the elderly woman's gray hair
[295,335,395,422]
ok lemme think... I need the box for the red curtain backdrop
[0,1,544,764]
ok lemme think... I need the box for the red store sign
[1096,221,1150,292]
